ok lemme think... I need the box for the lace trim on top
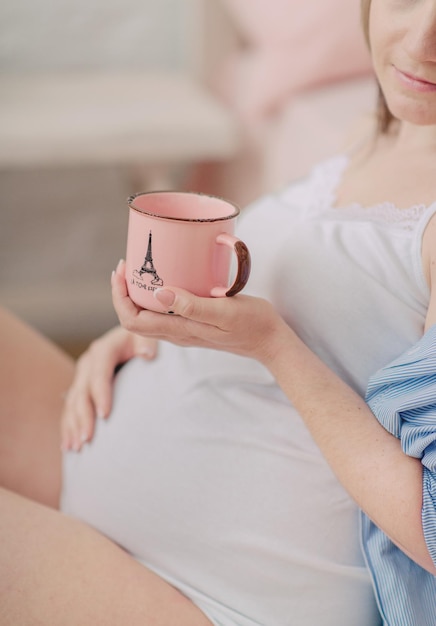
[330,200,429,231]
[292,154,433,231]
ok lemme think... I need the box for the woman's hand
[111,260,290,366]
[61,325,158,452]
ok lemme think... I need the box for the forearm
[262,324,436,574]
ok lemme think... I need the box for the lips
[400,69,436,85]
[394,65,436,92]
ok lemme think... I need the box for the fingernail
[81,432,89,443]
[116,259,124,272]
[96,409,106,420]
[154,288,176,308]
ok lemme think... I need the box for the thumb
[153,287,225,326]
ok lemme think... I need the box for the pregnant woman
[2,1,436,624]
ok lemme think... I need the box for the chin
[385,94,436,127]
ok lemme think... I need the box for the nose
[403,4,436,63]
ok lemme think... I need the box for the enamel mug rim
[127,190,240,223]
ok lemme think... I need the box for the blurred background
[0,0,375,356]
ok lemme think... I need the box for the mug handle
[210,233,251,298]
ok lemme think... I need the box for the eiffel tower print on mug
[133,230,164,288]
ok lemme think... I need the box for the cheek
[368,20,398,89]
[368,0,396,73]
[368,36,389,89]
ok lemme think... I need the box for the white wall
[0,0,192,72]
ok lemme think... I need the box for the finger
[153,287,235,328]
[61,353,98,449]
[112,260,230,342]
[61,390,79,451]
[60,408,74,452]
[88,374,112,420]
[73,351,107,419]
[87,350,120,419]
[63,389,96,451]
[74,394,95,450]
[111,260,144,327]
[111,264,174,336]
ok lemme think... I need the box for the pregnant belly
[60,347,376,626]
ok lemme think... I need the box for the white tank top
[240,153,435,393]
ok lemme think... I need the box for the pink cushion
[218,0,373,121]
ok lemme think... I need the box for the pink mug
[125,191,251,312]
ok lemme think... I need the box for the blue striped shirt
[364,325,436,625]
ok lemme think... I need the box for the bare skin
[0,307,212,626]
[0,306,73,508]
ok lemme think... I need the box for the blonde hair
[361,0,394,132]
